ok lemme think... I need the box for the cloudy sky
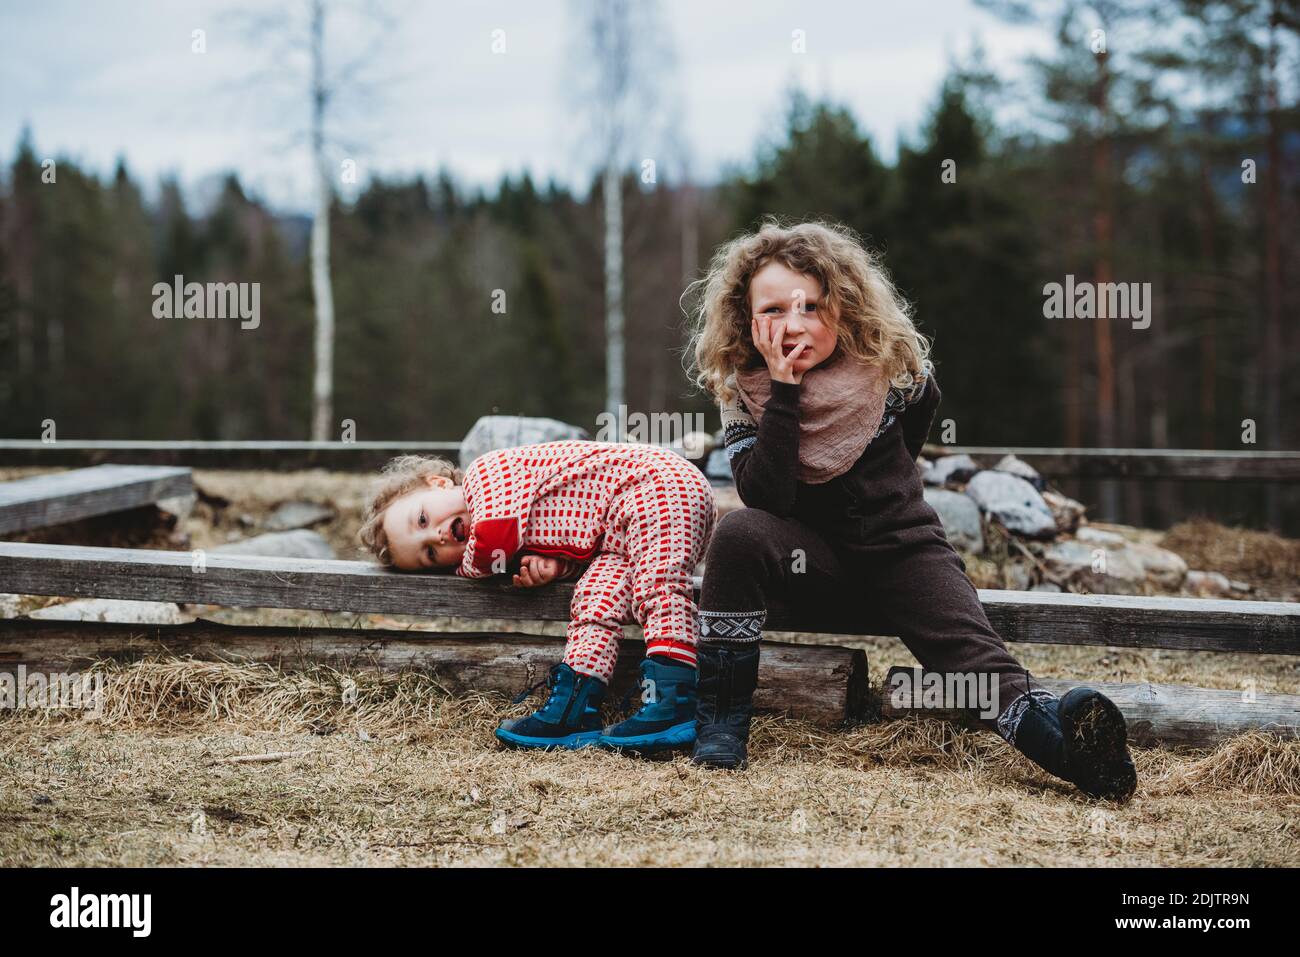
[1,0,1051,213]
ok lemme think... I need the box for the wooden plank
[1,542,1297,655]
[2,440,1296,480]
[921,444,1300,482]
[880,666,1300,749]
[0,619,867,725]
[0,440,461,472]
[0,465,192,534]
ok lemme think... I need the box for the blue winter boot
[597,655,697,753]
[495,663,606,750]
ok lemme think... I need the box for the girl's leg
[562,550,635,683]
[598,463,716,751]
[495,551,634,750]
[693,508,849,768]
[848,528,1136,800]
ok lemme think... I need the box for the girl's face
[380,476,470,571]
[748,260,839,373]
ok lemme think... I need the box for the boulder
[706,448,732,483]
[1126,541,1188,590]
[964,470,1057,539]
[925,453,979,486]
[1042,490,1086,533]
[923,488,985,554]
[213,529,336,561]
[460,416,589,469]
[264,500,335,532]
[993,454,1045,490]
[30,597,193,625]
[1075,526,1127,549]
[1043,539,1147,595]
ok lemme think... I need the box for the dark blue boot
[495,663,606,750]
[691,640,760,770]
[598,656,697,753]
[1004,685,1137,801]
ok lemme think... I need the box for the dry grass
[1161,518,1300,599]
[1,657,1297,868]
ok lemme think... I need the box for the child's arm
[721,383,801,516]
[901,369,942,461]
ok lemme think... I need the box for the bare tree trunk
[1092,42,1118,520]
[1262,1,1283,530]
[1197,122,1219,452]
[603,163,625,419]
[309,0,336,441]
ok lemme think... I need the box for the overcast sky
[1,0,1052,213]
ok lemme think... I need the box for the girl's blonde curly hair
[358,454,464,566]
[684,218,931,405]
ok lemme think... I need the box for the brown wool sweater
[719,366,943,544]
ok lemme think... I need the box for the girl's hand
[751,314,807,385]
[513,554,561,588]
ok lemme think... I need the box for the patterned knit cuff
[995,688,1060,747]
[699,609,766,642]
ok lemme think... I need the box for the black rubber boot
[691,641,760,770]
[1006,685,1137,802]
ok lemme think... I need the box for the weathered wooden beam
[0,440,460,472]
[0,465,192,534]
[922,444,1300,482]
[880,666,1300,749]
[0,619,867,725]
[2,440,1297,481]
[1,542,1297,655]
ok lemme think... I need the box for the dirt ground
[1,467,1298,866]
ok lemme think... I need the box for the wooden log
[921,444,1300,482]
[879,665,1300,749]
[0,465,191,534]
[0,619,867,725]
[0,440,460,472]
[2,440,1297,481]
[2,542,1296,655]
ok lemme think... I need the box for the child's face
[749,260,839,372]
[381,476,470,571]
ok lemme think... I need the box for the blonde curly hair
[358,454,464,566]
[684,218,932,405]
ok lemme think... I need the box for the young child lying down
[359,441,716,752]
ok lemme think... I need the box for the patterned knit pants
[561,459,716,683]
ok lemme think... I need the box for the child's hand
[513,554,561,588]
[751,314,807,384]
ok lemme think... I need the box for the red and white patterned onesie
[455,441,717,682]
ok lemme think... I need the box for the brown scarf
[735,348,891,484]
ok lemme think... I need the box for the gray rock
[706,448,732,483]
[993,454,1045,490]
[1127,541,1188,590]
[264,500,335,532]
[1184,569,1232,598]
[1031,582,1062,593]
[1043,539,1147,595]
[30,598,193,624]
[213,529,336,560]
[924,488,985,554]
[1075,526,1127,549]
[155,492,197,523]
[460,416,589,469]
[926,453,979,486]
[1042,490,1086,533]
[964,470,1057,538]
